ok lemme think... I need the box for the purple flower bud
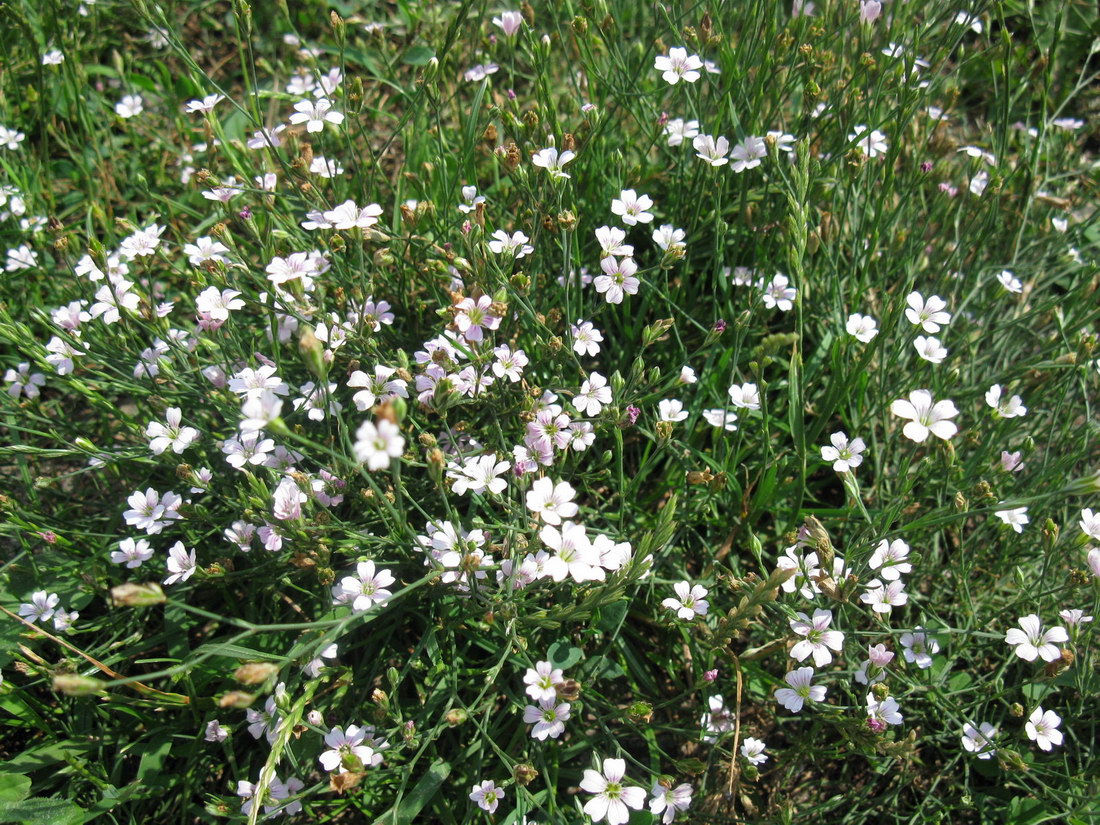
[507,88,517,100]
[867,717,887,734]
[703,668,719,682]
[626,404,641,425]
[657,111,669,127]
[920,161,933,173]
[238,206,252,219]
[713,319,727,333]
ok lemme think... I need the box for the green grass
[1,1,1099,823]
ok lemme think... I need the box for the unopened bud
[514,763,538,785]
[219,691,256,709]
[53,673,105,696]
[234,662,279,685]
[110,582,166,606]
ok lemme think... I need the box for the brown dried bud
[556,679,582,702]
[234,662,280,685]
[483,122,498,144]
[514,764,539,786]
[218,691,256,709]
[1043,648,1074,678]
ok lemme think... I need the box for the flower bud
[52,673,105,696]
[514,764,539,785]
[110,582,166,606]
[218,690,256,709]
[234,662,280,685]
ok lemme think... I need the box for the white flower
[338,561,395,612]
[775,666,826,712]
[789,608,844,667]
[867,693,904,726]
[145,407,199,455]
[661,581,709,620]
[693,134,729,167]
[487,229,534,258]
[540,521,603,583]
[859,579,908,613]
[654,47,703,84]
[446,454,510,496]
[593,257,639,304]
[994,505,1029,533]
[846,313,879,342]
[1025,706,1063,751]
[523,698,571,740]
[1004,615,1067,662]
[523,661,564,702]
[525,477,578,525]
[658,399,689,422]
[961,721,997,759]
[574,372,613,417]
[323,200,383,230]
[288,97,344,133]
[649,782,693,824]
[997,270,1023,293]
[580,758,646,825]
[571,320,604,356]
[900,627,939,669]
[595,225,634,258]
[905,292,951,333]
[469,781,505,814]
[890,389,958,442]
[1081,508,1100,541]
[868,539,912,580]
[913,335,948,364]
[115,94,144,118]
[763,273,796,310]
[530,147,575,180]
[700,694,734,741]
[652,224,686,253]
[664,118,699,147]
[727,382,761,410]
[702,408,738,431]
[353,419,405,470]
[164,541,197,584]
[740,737,768,765]
[849,125,888,157]
[610,189,655,225]
[820,432,865,472]
[985,384,1027,418]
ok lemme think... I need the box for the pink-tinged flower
[111,537,154,568]
[123,488,183,534]
[273,477,306,521]
[775,666,826,712]
[487,229,533,258]
[1025,706,1063,751]
[662,581,709,620]
[523,697,571,740]
[525,477,579,525]
[348,365,408,411]
[18,590,59,623]
[338,560,395,612]
[664,118,699,147]
[860,579,908,613]
[1089,547,1100,579]
[891,389,958,442]
[454,295,501,342]
[961,721,997,759]
[859,0,882,24]
[700,694,733,742]
[492,345,528,382]
[164,541,197,584]
[524,660,564,702]
[854,643,894,685]
[580,758,646,825]
[730,135,767,173]
[1005,614,1068,662]
[1059,608,1093,628]
[789,608,844,666]
[571,320,604,356]
[593,257,640,304]
[469,780,504,813]
[492,10,523,36]
[288,97,343,133]
[649,782,693,824]
[654,47,703,84]
[867,693,903,727]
